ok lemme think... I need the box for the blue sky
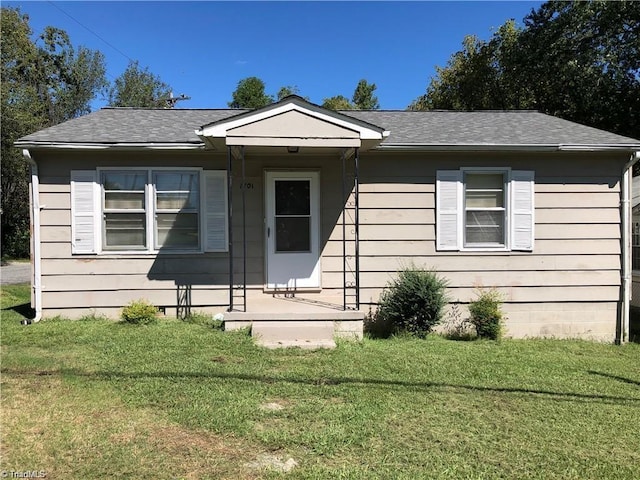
[6,1,543,110]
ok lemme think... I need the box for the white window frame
[436,167,534,252]
[98,167,205,254]
[462,167,510,251]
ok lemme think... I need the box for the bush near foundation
[468,289,504,340]
[376,267,449,337]
[121,299,158,325]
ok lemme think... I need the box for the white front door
[265,171,320,289]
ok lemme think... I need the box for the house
[16,96,640,345]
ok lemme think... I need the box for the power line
[47,0,135,63]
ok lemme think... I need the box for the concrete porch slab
[222,292,365,348]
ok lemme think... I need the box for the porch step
[253,320,336,349]
[224,311,364,349]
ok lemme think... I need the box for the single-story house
[16,96,640,345]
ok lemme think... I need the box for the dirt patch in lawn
[0,374,261,479]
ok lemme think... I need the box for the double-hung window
[464,172,506,247]
[102,171,147,249]
[436,168,534,252]
[101,169,201,251]
[153,171,200,249]
[70,168,227,254]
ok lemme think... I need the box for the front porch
[194,96,387,348]
[223,291,365,349]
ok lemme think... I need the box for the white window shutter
[71,170,98,254]
[511,170,535,251]
[436,170,462,251]
[204,171,228,252]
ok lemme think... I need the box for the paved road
[0,262,31,285]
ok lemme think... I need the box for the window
[436,169,534,251]
[71,169,227,254]
[153,171,200,249]
[464,172,506,247]
[102,171,147,249]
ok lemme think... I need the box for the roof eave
[376,143,640,152]
[14,141,205,150]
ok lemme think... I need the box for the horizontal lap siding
[323,152,627,339]
[36,150,242,316]
[35,148,628,339]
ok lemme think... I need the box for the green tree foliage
[1,7,107,258]
[352,79,379,110]
[517,0,639,138]
[228,76,274,108]
[322,79,380,110]
[321,95,354,110]
[411,1,640,139]
[108,60,172,108]
[277,85,299,100]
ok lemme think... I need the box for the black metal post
[241,146,247,312]
[342,152,347,310]
[227,146,234,312]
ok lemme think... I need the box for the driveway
[1,262,31,285]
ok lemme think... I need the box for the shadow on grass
[2,302,34,320]
[588,370,640,387]
[5,366,635,406]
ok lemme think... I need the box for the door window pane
[276,217,310,252]
[275,180,310,215]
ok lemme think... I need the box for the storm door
[265,171,320,289]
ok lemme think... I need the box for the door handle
[267,227,270,238]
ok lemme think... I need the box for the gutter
[22,149,42,324]
[619,151,640,344]
[376,143,640,152]
[13,142,205,150]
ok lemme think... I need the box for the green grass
[2,283,639,479]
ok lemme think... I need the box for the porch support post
[241,146,247,312]
[354,147,360,309]
[342,152,347,310]
[227,146,234,312]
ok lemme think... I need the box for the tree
[108,60,173,108]
[352,79,379,110]
[1,7,107,258]
[516,0,640,138]
[321,95,354,110]
[1,8,42,258]
[410,1,640,139]
[277,85,299,100]
[228,77,274,108]
[35,25,107,125]
[322,80,380,110]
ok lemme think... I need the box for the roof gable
[196,95,388,150]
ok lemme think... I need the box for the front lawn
[1,284,639,479]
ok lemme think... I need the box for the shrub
[468,289,504,340]
[121,299,158,325]
[376,266,449,337]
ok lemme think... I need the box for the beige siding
[33,148,627,340]
[338,151,626,340]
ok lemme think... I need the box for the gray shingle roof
[16,107,640,148]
